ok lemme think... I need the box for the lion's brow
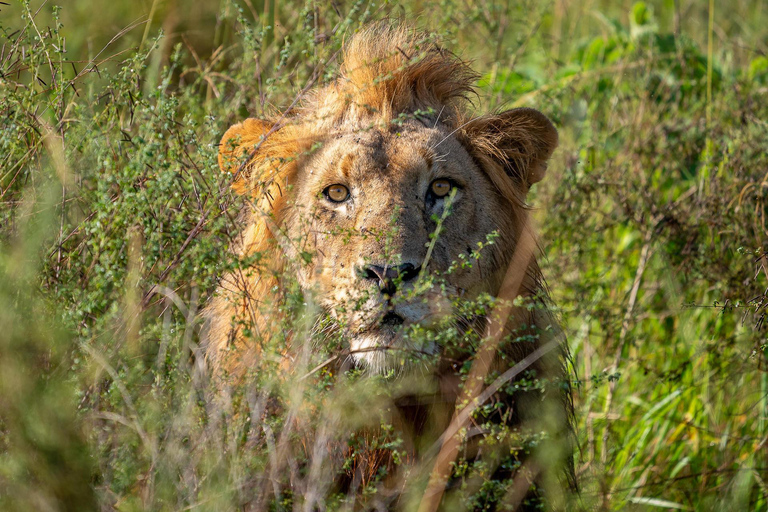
[418,147,435,169]
[338,152,356,180]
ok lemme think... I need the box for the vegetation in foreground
[1,0,768,509]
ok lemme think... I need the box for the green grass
[1,0,768,510]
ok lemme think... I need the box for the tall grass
[1,0,767,510]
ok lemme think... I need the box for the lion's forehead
[300,122,474,193]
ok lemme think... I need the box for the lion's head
[207,22,558,374]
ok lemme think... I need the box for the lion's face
[285,119,515,369]
[211,24,558,375]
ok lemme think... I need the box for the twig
[141,214,208,309]
[418,216,538,512]
[599,226,655,507]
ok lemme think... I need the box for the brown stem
[418,216,539,512]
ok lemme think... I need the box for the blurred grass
[1,0,768,510]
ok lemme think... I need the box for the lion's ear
[219,118,275,192]
[465,107,558,188]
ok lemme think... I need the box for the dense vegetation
[1,0,767,510]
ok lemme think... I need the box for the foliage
[1,0,767,510]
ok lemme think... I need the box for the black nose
[361,263,421,296]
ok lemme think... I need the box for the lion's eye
[430,179,452,198]
[324,184,350,203]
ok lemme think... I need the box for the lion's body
[204,22,572,510]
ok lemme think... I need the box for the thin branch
[599,225,656,507]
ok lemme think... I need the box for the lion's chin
[346,301,449,371]
[349,322,440,373]
[349,325,403,373]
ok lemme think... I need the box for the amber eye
[324,184,350,203]
[430,179,452,198]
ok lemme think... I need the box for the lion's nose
[360,263,421,296]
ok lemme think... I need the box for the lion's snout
[357,261,421,297]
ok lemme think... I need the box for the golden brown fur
[204,21,570,507]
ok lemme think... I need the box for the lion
[204,22,573,510]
